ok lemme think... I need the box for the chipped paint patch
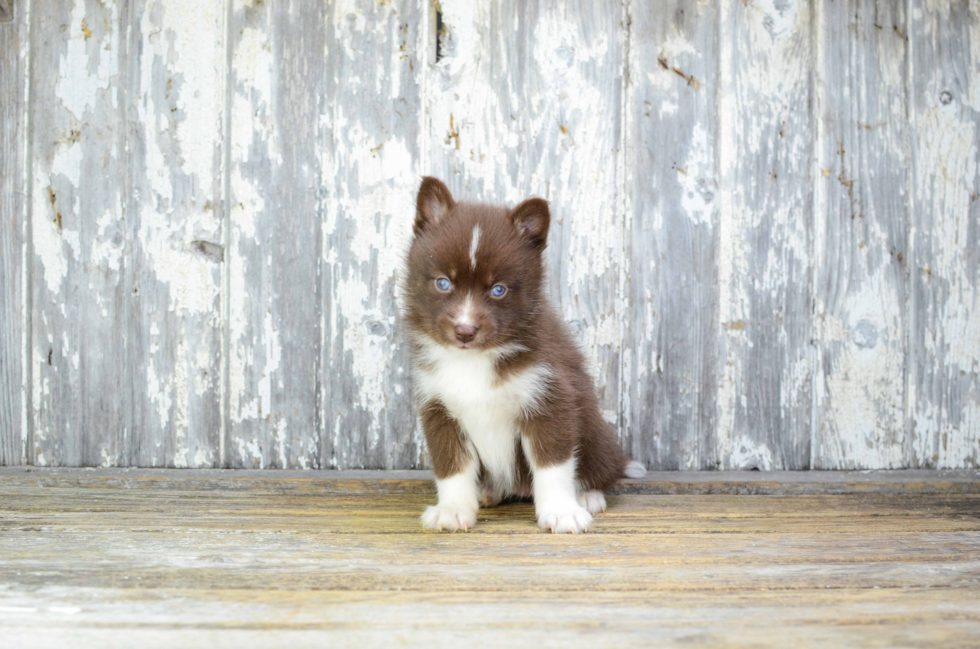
[728,436,775,471]
[57,0,117,121]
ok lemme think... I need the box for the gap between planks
[0,467,978,495]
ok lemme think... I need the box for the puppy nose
[454,324,478,343]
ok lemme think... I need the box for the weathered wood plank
[226,0,323,468]
[1,477,979,644]
[626,0,719,469]
[0,480,979,647]
[319,0,425,468]
[812,0,910,468]
[715,0,814,469]
[909,0,980,468]
[0,0,26,465]
[8,0,980,471]
[2,588,979,648]
[426,0,529,203]
[4,488,979,535]
[4,467,979,495]
[124,0,226,467]
[524,0,628,453]
[28,0,130,466]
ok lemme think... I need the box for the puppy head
[405,177,550,352]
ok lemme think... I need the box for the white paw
[421,504,477,532]
[577,490,607,514]
[537,503,593,534]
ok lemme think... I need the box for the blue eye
[435,278,452,292]
[490,284,507,297]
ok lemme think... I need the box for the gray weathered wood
[525,0,629,455]
[715,0,814,469]
[626,0,719,470]
[28,0,225,468]
[426,0,529,203]
[4,0,980,471]
[812,0,910,469]
[0,6,25,465]
[908,0,980,468]
[226,0,323,468]
[2,474,980,647]
[125,0,226,467]
[28,0,129,466]
[319,0,425,469]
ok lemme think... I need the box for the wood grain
[3,1,980,471]
[812,0,910,468]
[524,0,628,446]
[426,0,529,203]
[319,0,425,469]
[3,467,978,495]
[626,0,719,469]
[908,0,980,468]
[125,0,226,467]
[0,476,978,646]
[28,0,129,466]
[715,0,814,469]
[0,1,25,465]
[226,0,323,468]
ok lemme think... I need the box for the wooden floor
[1,469,979,647]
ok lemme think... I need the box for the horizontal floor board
[1,474,978,646]
[2,468,979,495]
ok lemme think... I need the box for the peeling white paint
[32,189,67,294]
[57,0,117,121]
[726,436,773,471]
[908,2,980,468]
[15,0,980,472]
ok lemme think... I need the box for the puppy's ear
[415,177,455,237]
[511,198,550,251]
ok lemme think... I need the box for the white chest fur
[413,342,551,491]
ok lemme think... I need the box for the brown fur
[405,177,629,493]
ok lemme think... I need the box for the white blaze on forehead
[469,224,481,270]
[455,294,476,326]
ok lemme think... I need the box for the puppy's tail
[624,460,646,479]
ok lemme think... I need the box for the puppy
[404,177,644,533]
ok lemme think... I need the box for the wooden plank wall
[0,0,26,466]
[0,0,977,470]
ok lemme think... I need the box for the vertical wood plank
[909,0,980,468]
[426,0,529,204]
[320,0,425,469]
[29,0,129,466]
[626,0,719,469]
[812,0,909,469]
[227,0,324,468]
[0,2,26,465]
[524,0,628,457]
[716,0,814,469]
[126,0,227,467]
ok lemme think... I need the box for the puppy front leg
[418,401,479,532]
[521,417,592,534]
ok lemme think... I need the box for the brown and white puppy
[404,177,644,534]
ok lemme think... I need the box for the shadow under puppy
[404,177,644,534]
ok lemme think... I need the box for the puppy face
[405,177,551,352]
